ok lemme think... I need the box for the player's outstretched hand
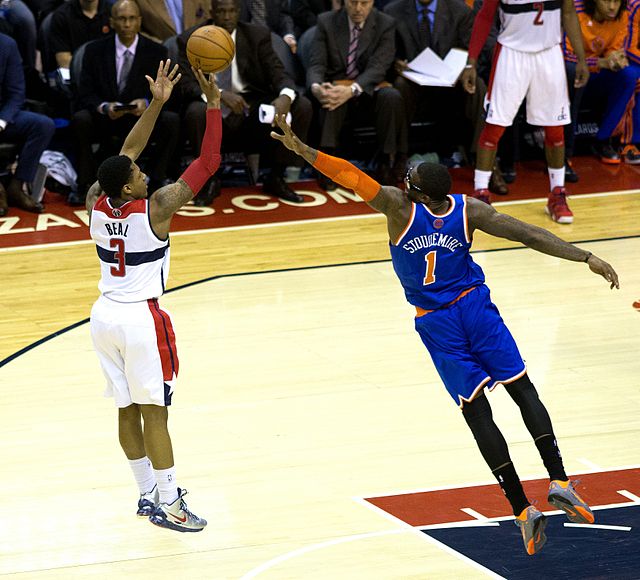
[270,113,305,156]
[145,59,181,104]
[588,254,620,289]
[191,66,221,106]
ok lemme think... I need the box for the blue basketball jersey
[389,195,485,311]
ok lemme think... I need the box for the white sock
[548,166,565,190]
[474,169,492,191]
[128,456,156,495]
[154,466,179,504]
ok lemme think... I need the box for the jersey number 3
[423,251,436,285]
[533,2,544,25]
[110,238,126,277]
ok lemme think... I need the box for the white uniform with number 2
[486,0,570,127]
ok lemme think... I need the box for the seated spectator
[0,0,37,69]
[291,0,339,37]
[564,0,638,164]
[308,0,406,188]
[239,0,297,53]
[384,0,507,193]
[136,0,208,42]
[0,33,55,216]
[49,0,112,70]
[69,0,179,204]
[177,0,313,204]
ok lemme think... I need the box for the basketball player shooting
[271,113,619,555]
[86,59,222,532]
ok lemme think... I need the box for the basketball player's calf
[462,393,548,555]
[505,375,594,524]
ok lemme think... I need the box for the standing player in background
[87,60,221,532]
[271,114,619,555]
[462,0,589,224]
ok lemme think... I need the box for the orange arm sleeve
[313,151,381,201]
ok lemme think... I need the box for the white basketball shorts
[485,43,570,127]
[90,295,179,408]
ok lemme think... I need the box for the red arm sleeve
[180,108,222,195]
[468,0,499,61]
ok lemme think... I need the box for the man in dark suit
[70,0,179,203]
[0,32,55,216]
[239,0,297,53]
[307,0,407,188]
[177,0,313,204]
[384,0,490,172]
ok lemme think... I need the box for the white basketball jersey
[498,0,562,52]
[90,195,170,302]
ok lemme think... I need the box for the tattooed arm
[149,68,221,237]
[467,197,619,289]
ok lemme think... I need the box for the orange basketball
[186,25,235,74]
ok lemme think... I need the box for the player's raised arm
[466,196,619,288]
[149,67,221,227]
[270,113,409,228]
[85,60,181,213]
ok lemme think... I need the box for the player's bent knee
[543,125,564,148]
[478,123,505,150]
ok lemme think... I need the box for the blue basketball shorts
[414,284,526,407]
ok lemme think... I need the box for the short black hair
[414,162,451,201]
[97,155,133,198]
[584,0,626,17]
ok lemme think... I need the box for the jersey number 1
[110,238,126,277]
[423,251,436,285]
[533,2,544,25]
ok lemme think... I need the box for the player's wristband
[312,151,381,201]
[583,252,592,263]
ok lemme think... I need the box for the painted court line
[2,188,639,253]
[578,458,603,471]
[360,463,640,499]
[618,490,640,503]
[460,507,494,521]
[564,523,632,531]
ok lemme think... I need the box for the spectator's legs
[3,110,55,184]
[4,0,37,69]
[374,86,406,157]
[71,109,99,196]
[145,110,180,189]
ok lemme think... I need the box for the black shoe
[489,164,509,195]
[67,189,86,206]
[593,141,621,164]
[499,162,517,184]
[317,173,337,191]
[565,158,579,183]
[193,176,221,207]
[263,175,303,203]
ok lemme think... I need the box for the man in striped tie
[307,0,407,190]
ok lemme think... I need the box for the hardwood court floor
[1,190,639,579]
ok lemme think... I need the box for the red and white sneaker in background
[546,186,573,224]
[469,188,491,205]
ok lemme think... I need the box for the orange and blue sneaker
[515,506,547,555]
[548,479,594,524]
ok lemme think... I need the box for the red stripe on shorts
[147,298,179,380]
[486,43,503,102]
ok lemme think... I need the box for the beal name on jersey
[104,222,130,237]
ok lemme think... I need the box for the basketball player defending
[87,60,222,532]
[461,0,589,223]
[271,114,619,555]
